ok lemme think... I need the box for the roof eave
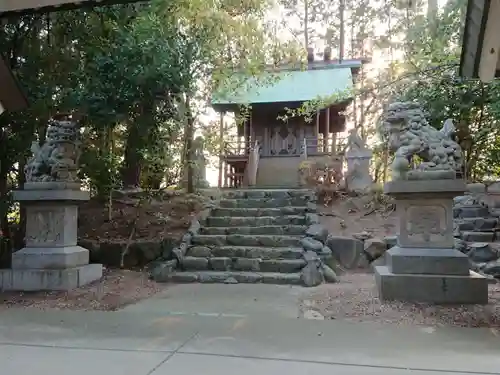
[0,0,149,17]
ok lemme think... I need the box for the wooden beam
[0,0,149,16]
[479,0,500,82]
[325,107,331,152]
[315,110,320,152]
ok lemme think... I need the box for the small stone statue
[192,136,209,188]
[346,127,367,153]
[24,117,80,184]
[379,102,463,181]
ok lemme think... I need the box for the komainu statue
[379,101,463,181]
[24,117,80,183]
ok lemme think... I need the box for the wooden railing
[223,137,248,157]
[244,141,260,187]
[303,136,347,156]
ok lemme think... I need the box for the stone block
[374,265,488,304]
[213,207,307,218]
[171,272,199,283]
[383,236,398,249]
[305,224,328,243]
[12,188,90,202]
[261,272,301,285]
[453,206,490,219]
[0,264,102,291]
[301,262,324,287]
[12,245,89,270]
[300,237,323,252]
[386,246,470,276]
[206,215,306,227]
[209,257,232,271]
[463,217,498,231]
[224,234,301,247]
[364,238,387,258]
[260,259,305,273]
[467,243,498,263]
[150,260,178,282]
[233,258,260,271]
[326,235,364,268]
[461,231,496,242]
[182,256,209,270]
[187,245,213,258]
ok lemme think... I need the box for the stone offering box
[0,184,102,291]
[374,179,489,304]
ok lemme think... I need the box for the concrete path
[1,284,500,375]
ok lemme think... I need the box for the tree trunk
[185,95,195,193]
[121,123,143,189]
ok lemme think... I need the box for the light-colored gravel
[301,272,500,328]
[0,269,166,311]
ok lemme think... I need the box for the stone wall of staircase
[150,189,338,286]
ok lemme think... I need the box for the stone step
[209,246,304,259]
[222,189,313,200]
[461,231,496,242]
[456,217,498,231]
[182,256,306,273]
[170,271,303,285]
[219,198,308,209]
[453,205,490,219]
[206,215,307,227]
[212,207,310,217]
[200,225,307,236]
[192,234,302,247]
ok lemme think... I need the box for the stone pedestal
[1,187,102,291]
[345,149,372,193]
[374,179,489,304]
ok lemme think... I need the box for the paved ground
[2,284,500,374]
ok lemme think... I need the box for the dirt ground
[0,269,167,311]
[301,273,500,328]
[78,189,207,242]
[317,193,397,239]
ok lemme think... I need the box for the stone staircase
[169,189,337,286]
[454,195,500,243]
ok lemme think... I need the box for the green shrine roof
[211,64,357,107]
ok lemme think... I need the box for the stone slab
[386,246,470,276]
[384,179,466,197]
[23,181,82,190]
[374,265,488,304]
[461,231,496,242]
[12,189,90,202]
[453,205,490,218]
[0,264,102,291]
[12,245,89,270]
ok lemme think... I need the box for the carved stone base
[375,265,488,304]
[12,245,89,270]
[386,246,470,276]
[10,188,101,291]
[0,264,103,291]
[376,179,489,304]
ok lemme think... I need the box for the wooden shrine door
[268,122,299,155]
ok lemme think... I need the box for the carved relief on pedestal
[405,204,447,244]
[25,207,66,246]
